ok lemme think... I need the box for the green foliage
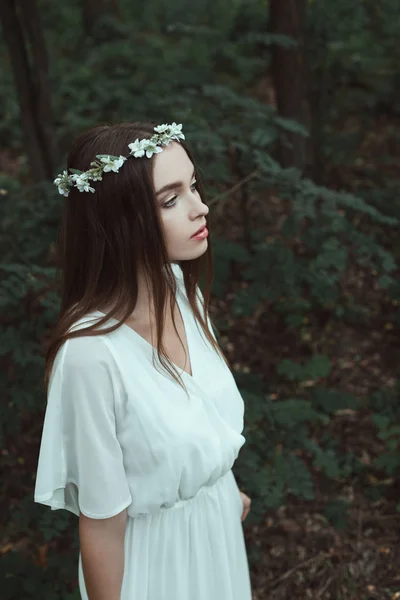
[277,355,331,381]
[239,389,363,511]
[258,453,315,509]
[310,387,360,414]
[323,498,351,529]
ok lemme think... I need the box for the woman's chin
[169,241,208,262]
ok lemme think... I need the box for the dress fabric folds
[34,262,252,600]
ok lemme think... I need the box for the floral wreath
[54,122,185,197]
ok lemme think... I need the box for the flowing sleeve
[34,336,132,519]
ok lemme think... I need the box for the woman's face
[152,142,209,261]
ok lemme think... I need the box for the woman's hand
[239,490,251,521]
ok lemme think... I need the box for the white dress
[34,262,252,600]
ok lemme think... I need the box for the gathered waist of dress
[131,469,234,520]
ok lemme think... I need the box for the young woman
[34,122,252,600]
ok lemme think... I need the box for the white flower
[128,139,147,157]
[129,138,164,158]
[70,172,83,183]
[101,155,127,172]
[99,156,112,170]
[53,170,68,186]
[54,170,71,196]
[169,122,185,140]
[79,181,95,193]
[144,142,163,158]
[114,155,127,170]
[128,124,184,159]
[153,124,169,134]
[58,186,70,197]
[71,173,95,193]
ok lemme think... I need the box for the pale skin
[239,491,252,522]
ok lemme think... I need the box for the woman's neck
[96,267,175,325]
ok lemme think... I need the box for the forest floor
[223,260,400,599]
[224,291,400,600]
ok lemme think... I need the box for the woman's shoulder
[51,313,113,372]
[67,311,107,334]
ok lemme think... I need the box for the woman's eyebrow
[156,168,196,196]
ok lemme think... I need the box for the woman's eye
[162,196,177,209]
[162,182,197,209]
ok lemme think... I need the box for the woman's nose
[201,203,209,216]
[198,198,209,216]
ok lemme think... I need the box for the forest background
[0,0,399,599]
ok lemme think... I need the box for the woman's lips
[190,226,208,240]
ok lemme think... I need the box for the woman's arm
[79,508,128,600]
[239,490,252,522]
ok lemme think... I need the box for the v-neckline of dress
[92,290,196,383]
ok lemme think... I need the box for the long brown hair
[43,121,230,396]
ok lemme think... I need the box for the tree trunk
[83,0,120,37]
[268,0,314,174]
[0,0,58,182]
